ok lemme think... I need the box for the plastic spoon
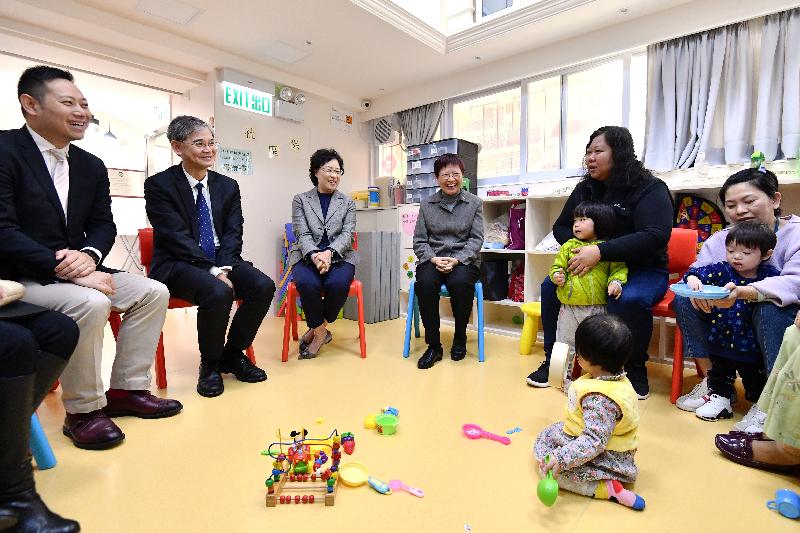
[389,479,424,497]
[462,424,511,445]
[537,455,559,507]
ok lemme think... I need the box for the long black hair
[583,125,653,192]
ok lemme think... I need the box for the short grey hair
[167,115,212,142]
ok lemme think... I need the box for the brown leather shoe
[62,411,125,450]
[103,389,183,419]
[715,434,800,474]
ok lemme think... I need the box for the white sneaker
[695,394,734,421]
[676,378,710,411]
[732,404,767,433]
[676,377,737,412]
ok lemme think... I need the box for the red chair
[650,228,702,403]
[281,234,366,362]
[123,228,255,389]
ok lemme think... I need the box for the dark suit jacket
[144,164,246,282]
[0,126,116,284]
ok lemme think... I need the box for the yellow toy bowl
[339,462,369,486]
[375,414,398,435]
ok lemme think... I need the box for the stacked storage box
[405,138,479,203]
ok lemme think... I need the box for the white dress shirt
[182,166,230,277]
[26,124,103,263]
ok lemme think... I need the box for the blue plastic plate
[669,283,730,300]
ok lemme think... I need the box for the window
[378,141,407,183]
[481,0,514,17]
[526,76,561,172]
[452,87,521,179]
[564,60,623,168]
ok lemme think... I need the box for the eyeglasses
[184,140,219,150]
[439,172,462,179]
[321,167,343,176]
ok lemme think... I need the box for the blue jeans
[673,296,799,373]
[540,268,668,367]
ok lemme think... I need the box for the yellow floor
[34,310,800,532]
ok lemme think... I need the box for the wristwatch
[83,249,101,265]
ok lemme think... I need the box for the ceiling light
[104,124,117,140]
[474,56,482,60]
[619,7,630,14]
[305,40,313,45]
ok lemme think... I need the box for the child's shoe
[695,394,733,421]
[676,377,737,412]
[732,404,767,434]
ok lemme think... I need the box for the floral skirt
[759,324,800,448]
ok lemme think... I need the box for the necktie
[49,149,69,217]
[195,182,216,260]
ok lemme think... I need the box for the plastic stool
[30,414,56,470]
[519,302,542,355]
[403,281,485,362]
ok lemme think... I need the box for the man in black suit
[0,66,182,450]
[144,115,274,397]
[0,288,80,532]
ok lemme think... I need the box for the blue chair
[402,281,485,362]
[30,413,56,470]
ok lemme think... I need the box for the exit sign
[222,81,272,116]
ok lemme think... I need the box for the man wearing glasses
[144,115,274,397]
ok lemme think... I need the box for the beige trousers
[21,272,169,413]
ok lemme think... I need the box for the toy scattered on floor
[548,342,573,390]
[368,476,392,494]
[505,427,522,435]
[389,479,424,498]
[316,418,323,424]
[462,423,511,445]
[537,455,559,507]
[512,315,523,325]
[261,427,355,507]
[339,462,370,486]
[364,407,399,435]
[767,489,800,519]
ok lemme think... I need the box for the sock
[594,479,645,510]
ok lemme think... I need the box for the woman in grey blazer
[413,153,483,369]
[289,149,358,358]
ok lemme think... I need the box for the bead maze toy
[261,428,356,507]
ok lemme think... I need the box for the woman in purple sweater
[674,168,800,430]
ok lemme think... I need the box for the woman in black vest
[525,126,673,399]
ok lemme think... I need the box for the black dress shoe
[219,354,268,383]
[450,344,467,361]
[0,489,80,533]
[417,345,443,369]
[197,363,224,398]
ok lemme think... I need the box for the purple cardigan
[691,215,800,307]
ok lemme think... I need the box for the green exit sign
[222,81,272,116]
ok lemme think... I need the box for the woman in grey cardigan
[289,149,358,358]
[413,153,483,369]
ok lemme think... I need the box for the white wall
[363,0,799,119]
[172,75,371,303]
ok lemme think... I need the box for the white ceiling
[0,0,693,105]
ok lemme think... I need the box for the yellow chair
[519,302,542,355]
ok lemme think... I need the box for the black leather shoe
[219,354,267,383]
[417,345,443,369]
[197,363,224,398]
[0,489,80,533]
[450,344,467,361]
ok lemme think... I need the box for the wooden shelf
[484,299,523,308]
[528,250,557,255]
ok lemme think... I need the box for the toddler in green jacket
[550,201,628,383]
